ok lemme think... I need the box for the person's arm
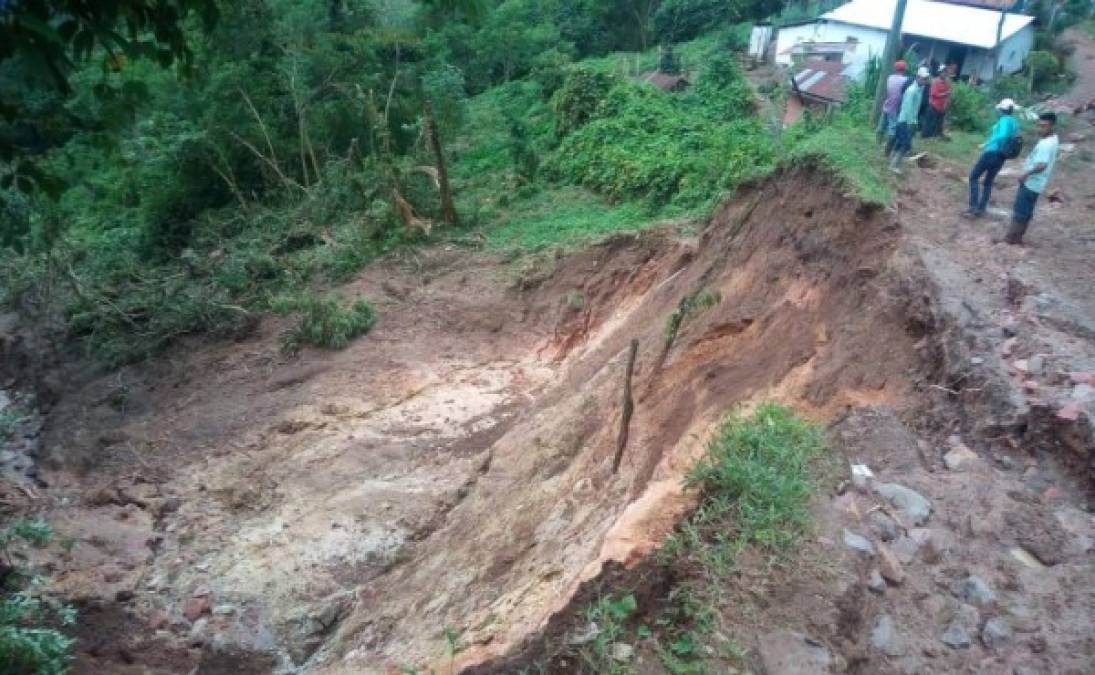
[1019,142,1049,183]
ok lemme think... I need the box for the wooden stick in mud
[612,339,639,474]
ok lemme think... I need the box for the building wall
[818,21,889,62]
[750,24,775,60]
[775,23,822,66]
[775,21,888,67]
[996,24,1034,75]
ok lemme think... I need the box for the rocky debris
[184,591,213,622]
[875,483,932,526]
[941,604,980,649]
[868,569,886,594]
[148,610,170,630]
[870,614,905,657]
[941,623,972,649]
[911,528,945,564]
[850,463,874,491]
[609,642,634,662]
[1009,547,1046,569]
[757,630,833,675]
[868,510,900,542]
[943,443,979,471]
[981,617,1012,649]
[190,617,209,647]
[843,529,876,556]
[212,604,236,616]
[877,544,905,585]
[1072,383,1094,402]
[953,575,995,607]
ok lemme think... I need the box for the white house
[775,0,1036,81]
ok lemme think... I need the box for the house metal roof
[822,0,1034,49]
[791,60,850,103]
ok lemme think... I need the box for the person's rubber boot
[1004,218,1027,245]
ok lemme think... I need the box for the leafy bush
[549,74,773,208]
[0,521,75,675]
[552,67,616,136]
[1027,49,1061,90]
[279,294,376,353]
[990,75,1032,106]
[947,81,992,133]
[654,0,735,43]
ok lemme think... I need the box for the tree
[1,0,219,200]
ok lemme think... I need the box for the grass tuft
[277,294,376,354]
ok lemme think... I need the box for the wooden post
[871,0,909,126]
[612,340,639,474]
[423,100,458,226]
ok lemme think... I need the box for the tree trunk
[423,100,458,226]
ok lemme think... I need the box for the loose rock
[981,617,1012,648]
[954,576,995,607]
[868,510,899,542]
[868,569,886,594]
[871,615,905,657]
[943,444,979,471]
[941,623,972,649]
[610,643,634,662]
[757,630,833,675]
[875,483,932,525]
[877,544,905,585]
[843,529,876,556]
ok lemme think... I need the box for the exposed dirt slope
[5,168,940,674]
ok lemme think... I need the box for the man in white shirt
[1001,112,1059,245]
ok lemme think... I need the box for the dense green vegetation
[1,0,792,368]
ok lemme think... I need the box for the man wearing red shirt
[922,64,953,138]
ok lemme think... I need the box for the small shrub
[552,67,616,136]
[1027,50,1061,90]
[0,520,75,675]
[280,294,376,353]
[947,81,992,133]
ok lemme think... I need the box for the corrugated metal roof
[792,61,849,103]
[822,0,1034,49]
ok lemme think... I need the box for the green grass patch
[785,116,894,205]
[919,130,983,166]
[275,293,377,354]
[481,188,655,252]
[541,405,824,674]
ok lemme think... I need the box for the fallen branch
[612,339,639,474]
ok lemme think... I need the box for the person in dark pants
[999,112,1059,245]
[889,67,929,173]
[964,98,1018,217]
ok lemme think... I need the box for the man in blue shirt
[964,98,1018,217]
[999,112,1059,245]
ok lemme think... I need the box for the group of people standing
[878,60,954,172]
[876,60,1060,246]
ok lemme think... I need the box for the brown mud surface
[4,167,948,673]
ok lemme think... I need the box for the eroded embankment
[15,169,941,674]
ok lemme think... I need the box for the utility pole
[871,0,909,126]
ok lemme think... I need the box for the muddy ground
[1,29,1094,675]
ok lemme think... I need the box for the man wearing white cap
[964,98,1019,217]
[889,66,930,172]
